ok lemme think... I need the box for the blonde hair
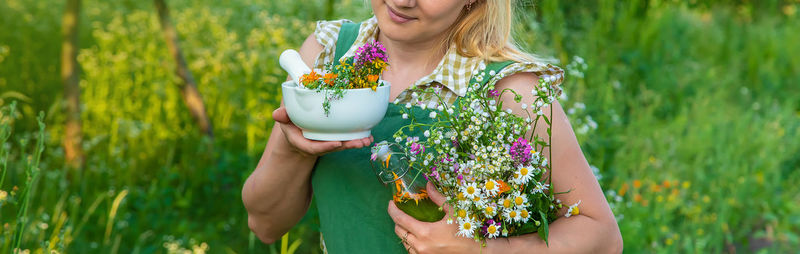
[443,0,537,63]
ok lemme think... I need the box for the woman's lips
[387,5,415,24]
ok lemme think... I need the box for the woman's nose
[391,0,416,8]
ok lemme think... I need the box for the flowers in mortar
[300,41,389,115]
[371,68,574,243]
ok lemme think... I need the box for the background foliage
[1,0,799,253]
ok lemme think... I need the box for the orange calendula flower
[300,70,321,87]
[323,73,338,86]
[367,74,379,83]
[497,180,512,194]
[633,179,642,189]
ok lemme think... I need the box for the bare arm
[485,72,623,253]
[242,34,373,244]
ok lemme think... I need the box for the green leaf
[538,211,550,246]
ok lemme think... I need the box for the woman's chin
[376,21,419,42]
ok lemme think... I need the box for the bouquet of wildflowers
[299,41,389,115]
[371,69,572,243]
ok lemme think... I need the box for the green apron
[310,22,512,254]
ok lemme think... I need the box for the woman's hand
[388,182,483,254]
[272,106,373,157]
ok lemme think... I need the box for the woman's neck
[377,31,447,85]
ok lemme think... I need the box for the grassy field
[1,0,799,253]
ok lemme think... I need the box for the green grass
[1,0,799,253]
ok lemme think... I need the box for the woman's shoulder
[482,59,565,91]
[313,19,353,47]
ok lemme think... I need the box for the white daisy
[462,182,480,199]
[503,208,521,223]
[483,179,500,196]
[499,196,514,210]
[455,208,469,220]
[482,204,498,217]
[457,218,476,238]
[519,209,531,223]
[513,165,534,184]
[511,191,528,208]
[485,223,501,238]
[471,194,487,209]
[565,200,582,218]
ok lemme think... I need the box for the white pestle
[279,49,312,88]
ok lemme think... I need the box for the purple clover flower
[509,137,533,166]
[354,41,388,68]
[488,89,499,97]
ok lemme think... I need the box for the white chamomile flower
[402,113,409,119]
[519,209,531,223]
[565,200,582,218]
[511,191,528,208]
[482,204,498,217]
[483,179,500,196]
[429,112,437,118]
[456,218,476,238]
[513,165,534,184]
[503,208,520,223]
[462,182,481,199]
[471,193,487,208]
[485,223,501,238]
[499,197,514,210]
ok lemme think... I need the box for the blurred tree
[62,0,83,169]
[154,0,214,138]
[325,0,335,19]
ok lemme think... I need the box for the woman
[242,0,623,253]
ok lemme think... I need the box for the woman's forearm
[485,214,623,254]
[242,127,318,244]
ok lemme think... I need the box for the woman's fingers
[395,225,418,254]
[388,201,424,234]
[272,106,291,124]
[426,182,452,215]
[273,107,373,156]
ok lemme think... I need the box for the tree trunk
[62,0,83,169]
[154,0,213,138]
[325,0,335,19]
